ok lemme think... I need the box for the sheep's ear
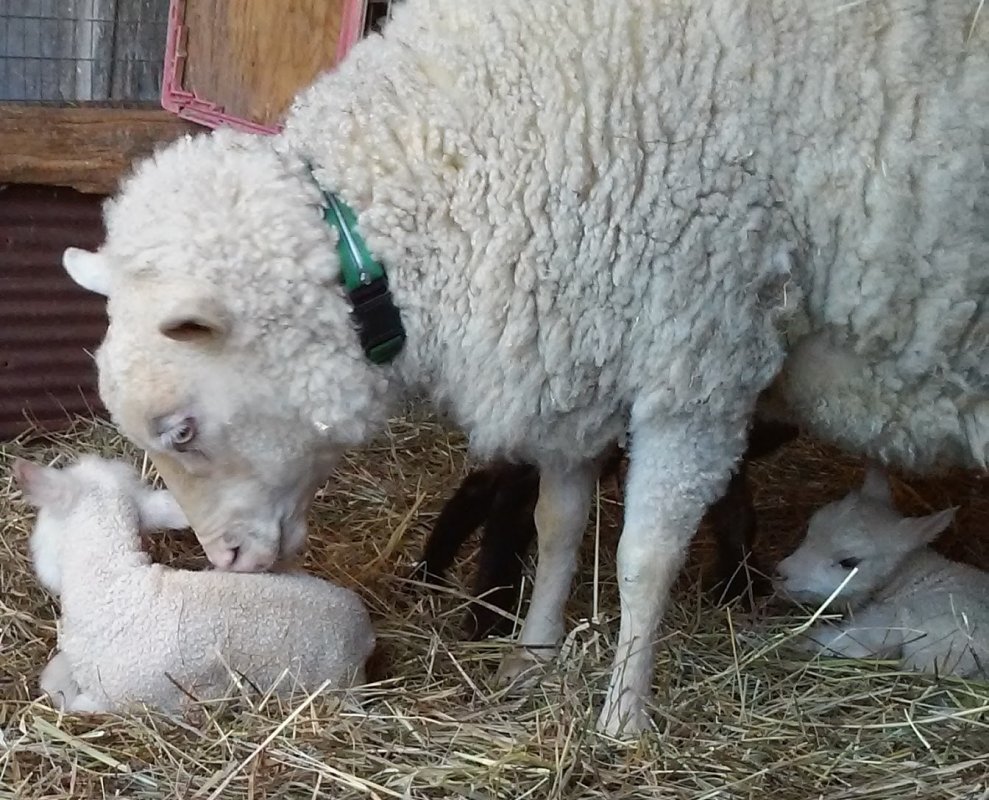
[138,490,190,531]
[859,465,892,506]
[63,247,111,296]
[12,459,66,508]
[158,296,231,343]
[898,506,957,548]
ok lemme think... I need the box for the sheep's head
[12,456,190,594]
[61,129,390,573]
[773,467,956,608]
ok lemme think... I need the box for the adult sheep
[60,0,987,738]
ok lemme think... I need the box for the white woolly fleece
[289,0,989,472]
[36,460,375,713]
[95,0,986,475]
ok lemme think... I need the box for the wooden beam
[0,105,203,195]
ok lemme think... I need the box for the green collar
[317,189,406,365]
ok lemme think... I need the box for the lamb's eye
[838,557,861,570]
[167,419,196,450]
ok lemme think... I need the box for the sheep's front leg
[496,461,597,683]
[598,417,746,738]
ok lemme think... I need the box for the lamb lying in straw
[774,468,988,680]
[13,454,376,714]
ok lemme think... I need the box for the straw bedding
[2,407,987,799]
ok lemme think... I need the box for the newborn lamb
[774,468,988,680]
[13,455,376,714]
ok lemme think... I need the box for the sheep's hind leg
[598,415,747,738]
[496,460,597,685]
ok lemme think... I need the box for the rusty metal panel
[0,183,109,439]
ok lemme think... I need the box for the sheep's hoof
[495,647,553,689]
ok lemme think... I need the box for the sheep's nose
[208,546,238,570]
[228,545,277,573]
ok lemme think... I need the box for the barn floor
[1,409,987,800]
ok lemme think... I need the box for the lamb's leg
[707,419,798,604]
[597,417,746,738]
[415,465,503,584]
[801,605,902,660]
[496,461,597,683]
[66,692,110,714]
[38,651,80,710]
[899,609,987,678]
[466,464,540,639]
[706,462,763,604]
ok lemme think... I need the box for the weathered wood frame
[0,103,200,194]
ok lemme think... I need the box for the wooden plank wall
[0,0,168,102]
[181,0,347,128]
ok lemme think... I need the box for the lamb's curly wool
[15,456,375,714]
[60,0,987,736]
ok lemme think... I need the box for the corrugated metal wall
[0,183,108,439]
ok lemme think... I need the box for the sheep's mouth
[201,533,278,573]
[201,516,308,573]
[204,543,272,573]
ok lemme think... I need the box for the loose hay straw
[1,407,987,799]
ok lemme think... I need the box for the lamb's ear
[63,247,111,296]
[157,296,231,343]
[12,459,67,508]
[898,506,957,548]
[138,490,190,531]
[859,465,893,506]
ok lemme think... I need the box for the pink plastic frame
[161,0,368,134]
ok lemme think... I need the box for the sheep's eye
[838,557,861,570]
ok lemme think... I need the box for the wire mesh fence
[0,0,168,102]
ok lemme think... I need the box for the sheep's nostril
[225,546,277,573]
[210,547,239,570]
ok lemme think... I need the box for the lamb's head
[12,455,190,594]
[774,467,957,608]
[61,128,392,573]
